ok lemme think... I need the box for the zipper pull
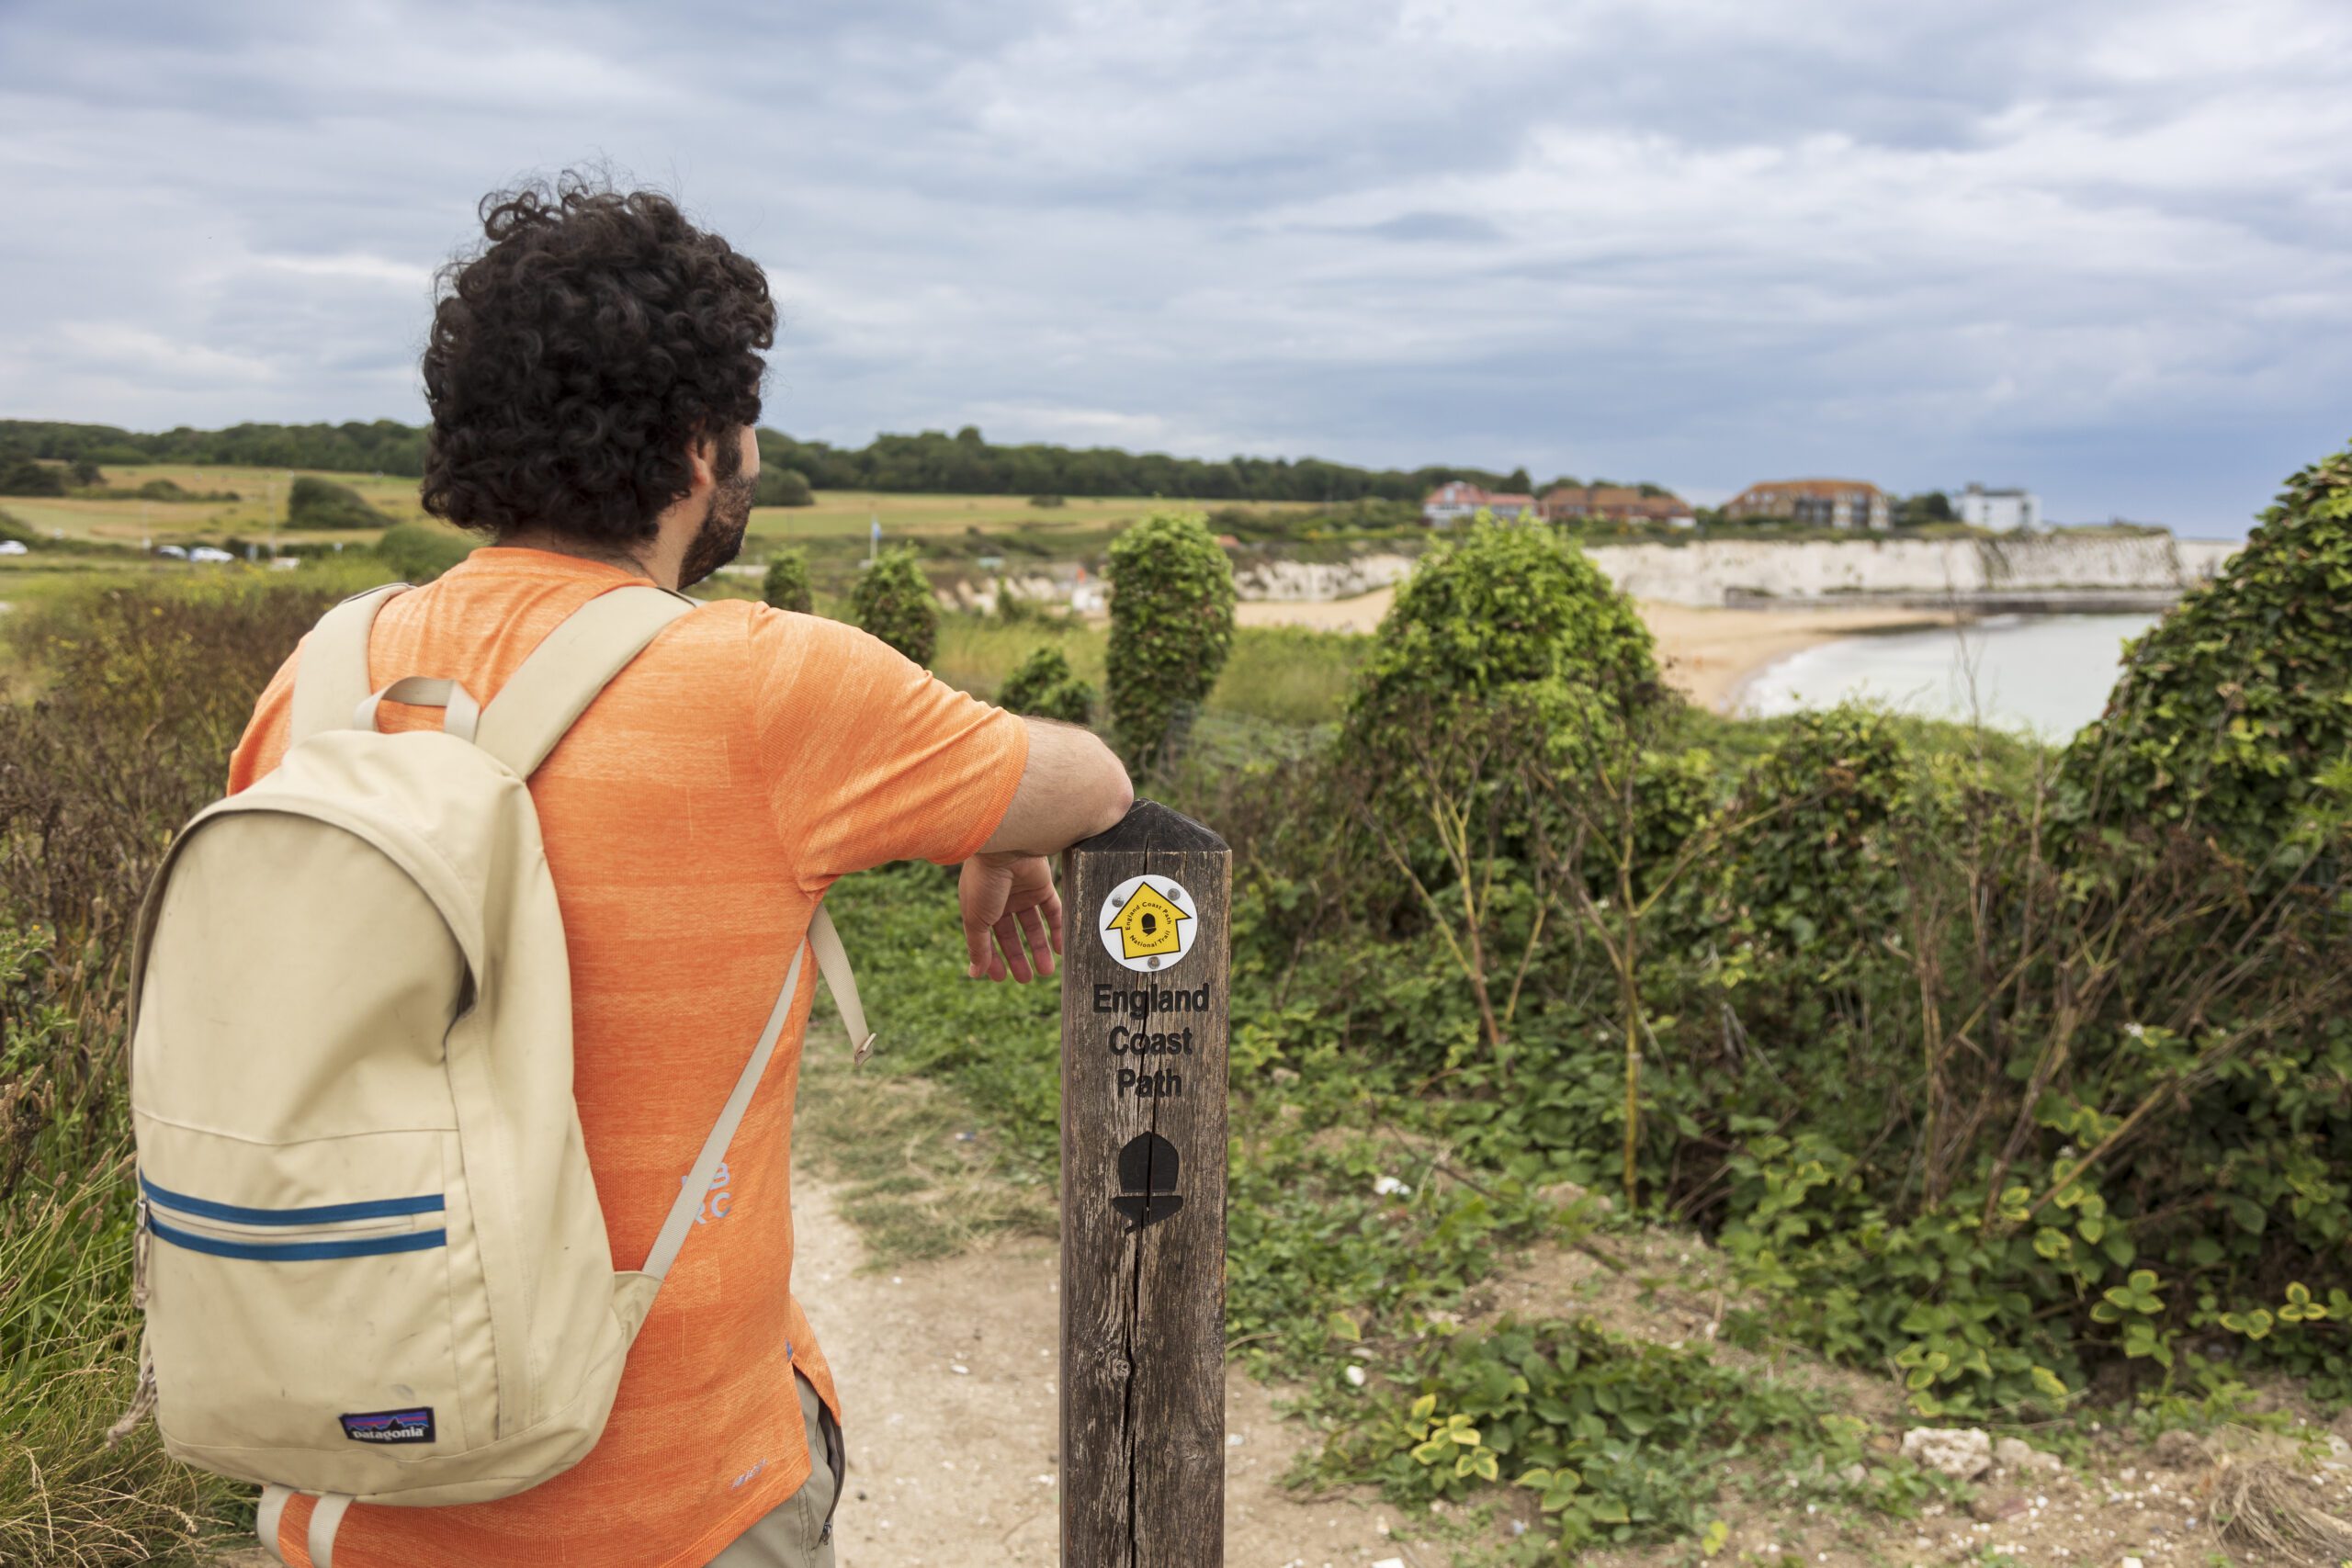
[105,1337,158,1448]
[130,1193,151,1310]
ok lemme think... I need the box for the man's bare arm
[981,716,1134,856]
[960,717,1134,983]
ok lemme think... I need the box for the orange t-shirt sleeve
[745,606,1029,885]
[227,646,303,793]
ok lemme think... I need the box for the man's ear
[685,433,718,492]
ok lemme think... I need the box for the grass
[1,1168,243,1565]
[931,614,1367,729]
[11,463,1309,557]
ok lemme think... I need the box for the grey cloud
[3,0,2349,535]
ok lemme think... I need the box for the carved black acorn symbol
[1110,1131,1182,1232]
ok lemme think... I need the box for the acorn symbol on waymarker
[1110,1131,1182,1232]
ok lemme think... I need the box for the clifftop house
[1420,481,1536,525]
[1724,479,1890,531]
[1539,484,1695,527]
[1957,482,2041,533]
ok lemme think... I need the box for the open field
[6,463,1303,554]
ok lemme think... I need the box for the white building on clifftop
[1958,483,2041,532]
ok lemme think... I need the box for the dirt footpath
[796,1174,1408,1568]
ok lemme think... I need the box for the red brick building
[1724,479,1889,531]
[1538,484,1695,527]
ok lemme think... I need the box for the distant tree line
[0,419,429,476]
[0,417,1683,508]
[0,420,1544,503]
[755,425,1526,502]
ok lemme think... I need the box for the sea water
[1736,613,2161,740]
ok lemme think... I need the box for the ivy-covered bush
[852,546,938,666]
[1341,523,1657,787]
[1710,706,1908,978]
[286,475,389,530]
[995,645,1095,725]
[761,547,813,614]
[2056,442,2352,861]
[1105,509,1234,772]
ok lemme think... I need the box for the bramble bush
[994,645,1094,726]
[851,546,937,666]
[761,547,813,614]
[1105,508,1233,774]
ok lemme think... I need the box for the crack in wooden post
[1061,800,1227,1568]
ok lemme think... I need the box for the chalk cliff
[1226,536,2239,608]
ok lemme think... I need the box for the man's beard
[678,468,755,588]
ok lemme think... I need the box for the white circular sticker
[1097,874,1200,974]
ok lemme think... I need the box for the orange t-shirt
[227,547,1028,1567]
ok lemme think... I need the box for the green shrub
[2056,442,2352,862]
[995,645,1095,725]
[1028,493,1066,508]
[1105,508,1235,772]
[853,546,938,665]
[761,547,814,613]
[1340,523,1656,791]
[0,458,64,497]
[374,522,474,582]
[287,474,389,529]
[1711,705,1908,977]
[755,467,813,507]
[1317,1317,1861,1556]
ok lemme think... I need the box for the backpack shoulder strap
[640,908,869,1285]
[471,583,696,778]
[288,582,409,743]
[475,581,876,1067]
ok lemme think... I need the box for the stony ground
[209,1104,2352,1568]
[799,1157,2352,1568]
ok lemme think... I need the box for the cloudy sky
[4,0,2348,536]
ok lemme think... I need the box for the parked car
[155,544,188,559]
[0,539,28,556]
[188,546,234,563]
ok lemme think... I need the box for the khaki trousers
[707,1367,845,1568]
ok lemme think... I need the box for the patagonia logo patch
[340,1407,435,1445]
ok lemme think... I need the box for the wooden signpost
[1059,799,1228,1568]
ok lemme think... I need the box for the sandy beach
[1235,590,1951,713]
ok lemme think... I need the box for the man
[228,177,1133,1567]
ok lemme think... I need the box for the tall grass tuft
[0,1167,239,1564]
[0,574,336,1561]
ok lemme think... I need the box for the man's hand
[960,852,1064,983]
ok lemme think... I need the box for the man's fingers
[1041,887,1066,954]
[992,914,1033,983]
[964,911,1001,979]
[1017,903,1055,977]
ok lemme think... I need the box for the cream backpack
[117,582,872,1566]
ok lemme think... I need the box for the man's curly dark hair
[420,175,774,543]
